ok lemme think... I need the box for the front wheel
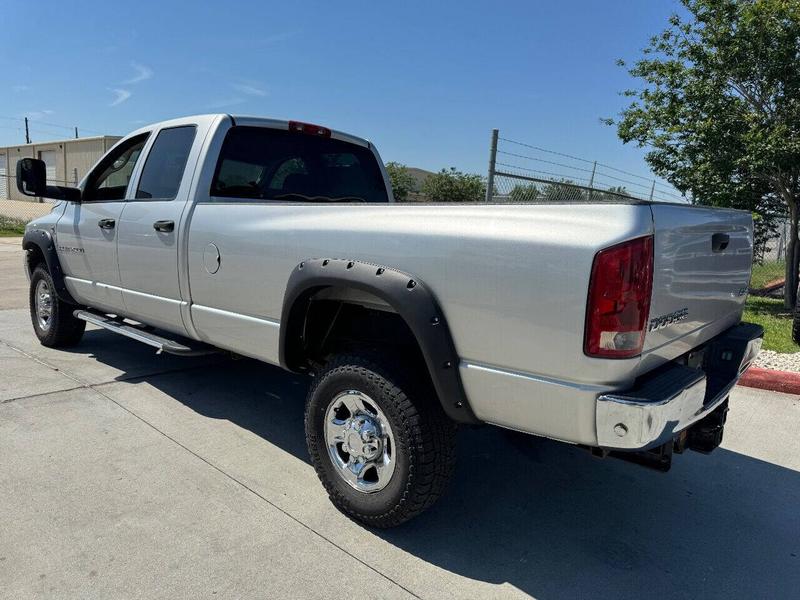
[29,265,85,347]
[305,353,457,528]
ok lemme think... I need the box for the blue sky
[1,0,683,185]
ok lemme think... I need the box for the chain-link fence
[759,218,789,263]
[487,130,688,204]
[1,170,63,233]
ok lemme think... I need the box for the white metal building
[0,135,121,201]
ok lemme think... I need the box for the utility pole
[74,127,78,139]
[649,179,656,201]
[485,128,499,203]
[587,161,597,201]
[24,117,30,144]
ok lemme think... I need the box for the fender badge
[648,308,689,332]
[57,245,85,254]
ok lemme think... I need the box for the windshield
[210,126,388,203]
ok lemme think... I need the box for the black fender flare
[22,229,77,304]
[279,258,479,424]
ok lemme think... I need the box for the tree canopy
[421,167,485,202]
[609,0,800,307]
[384,162,416,202]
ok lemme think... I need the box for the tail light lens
[584,235,653,358]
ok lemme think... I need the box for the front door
[116,123,199,335]
[56,134,149,314]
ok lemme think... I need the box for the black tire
[305,353,457,528]
[29,264,85,347]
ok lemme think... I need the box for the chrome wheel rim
[35,279,53,331]
[324,390,396,493]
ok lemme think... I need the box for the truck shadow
[74,330,800,600]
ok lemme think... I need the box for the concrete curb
[739,366,800,395]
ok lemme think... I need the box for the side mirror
[16,157,46,197]
[16,158,81,202]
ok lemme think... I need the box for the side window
[210,126,389,203]
[135,126,197,200]
[83,134,149,201]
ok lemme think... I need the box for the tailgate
[642,204,753,362]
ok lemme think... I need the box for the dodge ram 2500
[17,114,763,527]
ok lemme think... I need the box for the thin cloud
[109,88,132,106]
[233,30,298,49]
[12,84,29,93]
[122,62,153,84]
[22,109,54,120]
[257,31,297,45]
[232,83,267,97]
[206,97,246,109]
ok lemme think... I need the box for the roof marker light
[288,120,331,138]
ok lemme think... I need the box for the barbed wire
[498,135,688,203]
[496,150,595,175]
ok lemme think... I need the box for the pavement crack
[1,384,87,404]
[0,338,419,599]
[87,383,422,600]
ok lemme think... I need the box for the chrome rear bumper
[596,322,763,451]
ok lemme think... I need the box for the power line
[0,114,109,140]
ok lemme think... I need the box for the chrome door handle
[153,220,175,232]
[98,218,115,229]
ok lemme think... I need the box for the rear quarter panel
[186,199,654,445]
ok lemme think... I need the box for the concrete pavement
[1,237,798,599]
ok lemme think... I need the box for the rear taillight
[288,120,331,138]
[584,235,653,358]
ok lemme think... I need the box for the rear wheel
[29,265,85,347]
[305,353,457,528]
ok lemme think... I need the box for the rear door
[56,134,149,314]
[116,118,208,335]
[640,204,753,368]
[186,120,390,362]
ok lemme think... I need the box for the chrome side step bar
[73,309,217,357]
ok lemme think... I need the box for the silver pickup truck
[18,114,763,527]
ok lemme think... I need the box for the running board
[73,310,217,357]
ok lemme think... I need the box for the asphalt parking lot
[1,236,798,600]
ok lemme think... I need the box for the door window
[135,126,197,200]
[83,134,149,201]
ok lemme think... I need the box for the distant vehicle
[18,114,763,527]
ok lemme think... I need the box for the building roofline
[0,134,122,149]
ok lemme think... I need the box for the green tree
[592,186,632,202]
[509,183,540,201]
[608,0,800,308]
[384,162,416,202]
[421,167,485,202]
[540,179,586,202]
